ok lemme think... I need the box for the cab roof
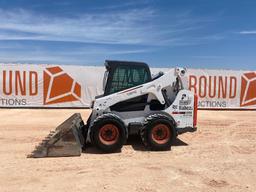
[104,60,149,70]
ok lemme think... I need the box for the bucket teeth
[27,154,33,158]
[45,133,54,139]
[27,113,85,158]
[35,146,43,150]
[39,142,45,146]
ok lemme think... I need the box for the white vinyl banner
[186,69,256,109]
[0,64,255,109]
[0,64,105,108]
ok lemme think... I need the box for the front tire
[140,113,176,151]
[90,113,126,153]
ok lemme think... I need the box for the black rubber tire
[140,113,176,151]
[90,113,127,153]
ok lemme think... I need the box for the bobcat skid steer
[28,60,197,158]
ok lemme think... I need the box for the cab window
[109,65,150,94]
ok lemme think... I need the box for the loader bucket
[27,113,85,158]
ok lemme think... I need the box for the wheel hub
[99,124,119,145]
[151,124,170,144]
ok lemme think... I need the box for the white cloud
[0,8,217,46]
[0,8,161,45]
[0,7,224,64]
[0,45,152,64]
[192,55,224,59]
[239,31,256,34]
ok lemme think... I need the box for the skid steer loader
[28,60,197,158]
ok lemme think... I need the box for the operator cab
[98,60,182,112]
[103,60,152,96]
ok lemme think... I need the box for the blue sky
[0,0,256,70]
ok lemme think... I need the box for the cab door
[104,63,151,96]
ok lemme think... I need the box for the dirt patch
[205,179,229,188]
[0,109,255,192]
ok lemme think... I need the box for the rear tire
[90,113,126,153]
[140,113,176,151]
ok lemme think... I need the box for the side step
[27,113,85,158]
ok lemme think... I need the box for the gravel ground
[0,109,255,192]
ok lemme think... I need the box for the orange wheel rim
[99,124,119,145]
[151,124,171,144]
